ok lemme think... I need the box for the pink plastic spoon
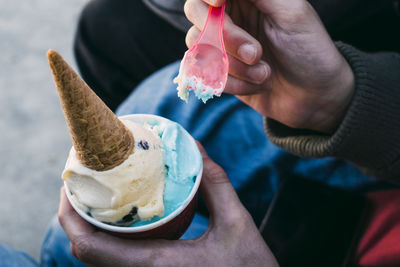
[174,4,228,103]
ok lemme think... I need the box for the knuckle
[232,79,248,92]
[223,208,253,233]
[225,208,245,224]
[253,44,264,64]
[57,212,66,228]
[274,2,310,26]
[203,159,228,184]
[212,0,223,6]
[70,235,93,262]
[184,0,196,22]
[291,2,309,17]
[206,0,223,7]
[185,26,199,48]
[185,34,191,49]
[227,78,260,95]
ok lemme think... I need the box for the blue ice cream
[125,115,202,227]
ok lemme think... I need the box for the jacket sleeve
[264,42,400,182]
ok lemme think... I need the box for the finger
[185,0,262,65]
[196,142,245,225]
[58,187,96,240]
[187,26,270,85]
[187,27,270,96]
[58,188,101,263]
[58,189,188,266]
[228,56,270,84]
[185,25,200,49]
[69,231,164,266]
[224,74,270,95]
[70,228,187,266]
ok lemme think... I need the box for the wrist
[308,57,355,134]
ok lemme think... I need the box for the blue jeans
[0,244,38,267]
[40,216,86,267]
[2,61,384,266]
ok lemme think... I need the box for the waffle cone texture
[47,49,134,171]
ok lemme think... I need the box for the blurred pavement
[0,0,87,260]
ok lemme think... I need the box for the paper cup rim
[64,113,203,233]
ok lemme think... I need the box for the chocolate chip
[121,214,133,223]
[119,207,138,223]
[87,208,92,217]
[138,140,149,150]
[102,207,139,226]
[130,207,138,215]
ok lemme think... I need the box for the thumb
[196,142,245,226]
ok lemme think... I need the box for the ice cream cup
[64,114,203,240]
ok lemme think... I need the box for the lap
[117,61,380,226]
[41,61,391,265]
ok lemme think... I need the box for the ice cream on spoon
[174,4,228,103]
[47,50,166,226]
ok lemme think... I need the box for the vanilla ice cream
[173,43,228,103]
[63,120,166,226]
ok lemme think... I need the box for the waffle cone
[47,49,134,171]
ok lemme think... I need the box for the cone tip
[46,49,60,64]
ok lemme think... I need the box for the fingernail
[249,63,268,83]
[238,44,257,63]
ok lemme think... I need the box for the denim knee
[0,243,37,267]
[40,215,85,267]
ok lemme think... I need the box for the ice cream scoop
[63,120,166,226]
[174,4,228,103]
[47,50,166,226]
